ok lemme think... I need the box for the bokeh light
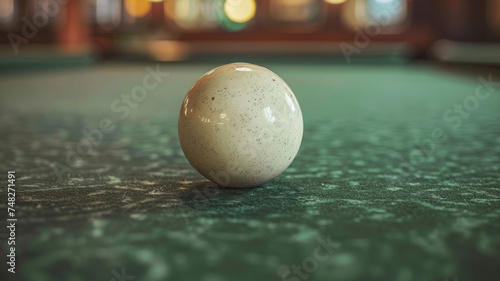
[125,0,152,18]
[324,0,347,4]
[95,0,121,29]
[341,0,368,28]
[164,0,203,29]
[368,0,405,27]
[0,0,14,23]
[201,0,219,28]
[224,0,256,24]
[215,0,249,31]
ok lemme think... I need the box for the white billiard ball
[178,63,303,188]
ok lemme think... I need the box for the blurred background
[0,0,499,63]
[1,2,500,281]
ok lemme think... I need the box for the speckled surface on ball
[178,62,303,188]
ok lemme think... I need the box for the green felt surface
[0,61,499,281]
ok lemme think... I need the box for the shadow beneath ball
[176,179,264,205]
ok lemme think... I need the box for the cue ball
[178,63,303,188]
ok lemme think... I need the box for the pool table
[0,58,499,281]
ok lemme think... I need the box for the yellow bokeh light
[125,0,151,18]
[224,0,256,23]
[164,0,202,29]
[176,0,192,20]
[325,0,347,4]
